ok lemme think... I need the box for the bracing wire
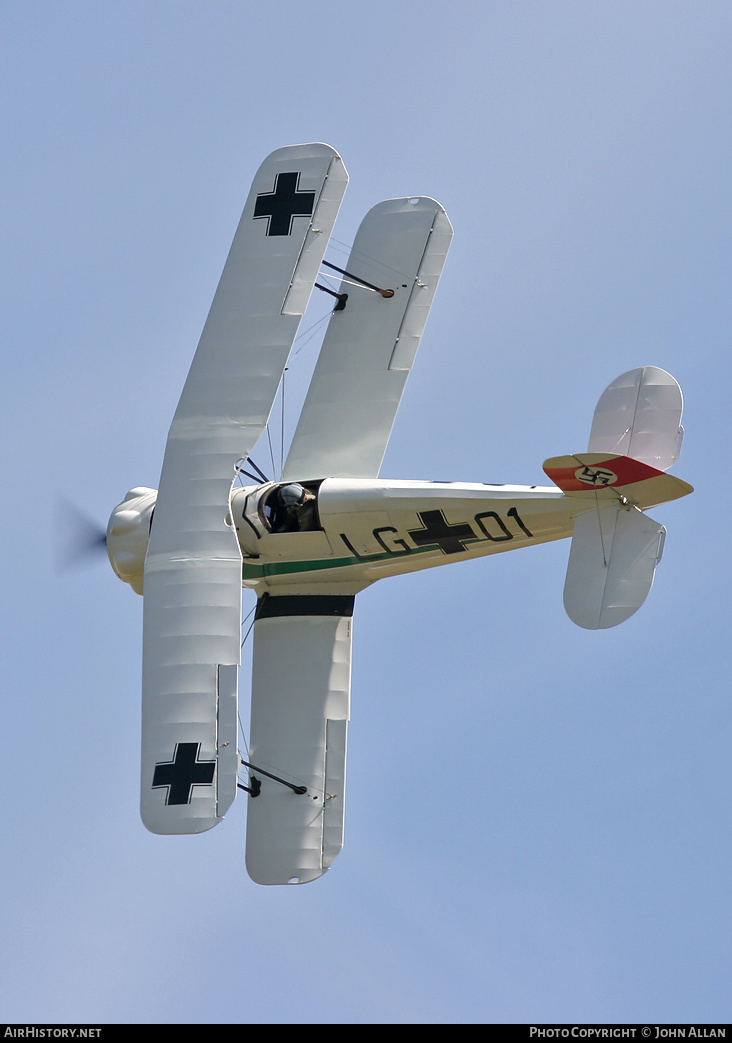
[265,425,277,480]
[281,367,285,476]
[247,231,372,489]
[327,235,415,283]
[240,604,257,650]
[237,604,257,758]
[289,310,331,359]
[235,235,378,785]
[593,489,609,567]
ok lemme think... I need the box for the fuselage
[231,479,582,596]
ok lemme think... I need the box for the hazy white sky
[2,0,730,1024]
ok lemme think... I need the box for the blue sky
[2,0,731,1024]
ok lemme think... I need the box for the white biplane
[105,143,692,885]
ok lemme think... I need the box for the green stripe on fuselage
[240,533,524,579]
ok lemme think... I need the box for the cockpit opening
[259,481,323,534]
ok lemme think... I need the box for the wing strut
[239,761,307,795]
[321,259,395,298]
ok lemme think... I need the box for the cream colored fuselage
[231,479,581,597]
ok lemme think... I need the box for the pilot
[273,483,317,533]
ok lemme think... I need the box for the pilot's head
[279,483,308,509]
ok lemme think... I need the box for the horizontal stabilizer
[588,367,684,470]
[245,596,354,885]
[543,453,693,508]
[564,506,665,629]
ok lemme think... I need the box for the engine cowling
[106,487,157,594]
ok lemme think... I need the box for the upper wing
[282,197,453,481]
[141,144,348,835]
[245,595,354,885]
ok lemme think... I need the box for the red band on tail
[544,455,664,493]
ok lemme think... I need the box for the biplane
[104,143,692,884]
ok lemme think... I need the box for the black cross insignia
[253,171,316,236]
[152,742,215,806]
[407,510,475,555]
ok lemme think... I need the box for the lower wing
[244,595,355,884]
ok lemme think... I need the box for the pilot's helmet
[279,483,308,508]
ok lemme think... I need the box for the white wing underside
[564,507,666,629]
[141,145,348,834]
[282,197,453,481]
[245,599,353,885]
